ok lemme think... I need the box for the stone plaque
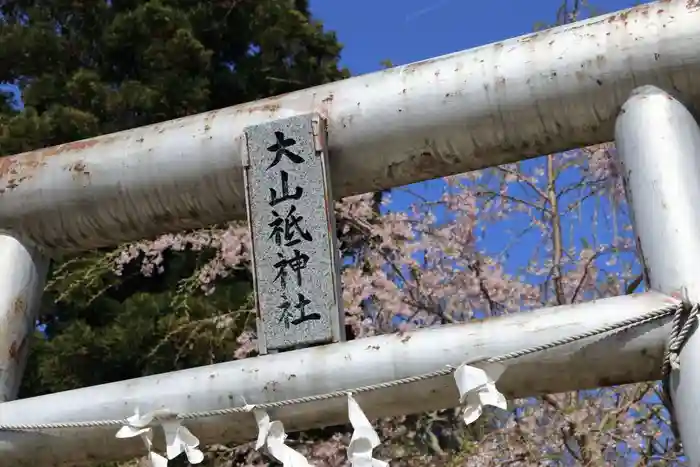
[243,113,345,353]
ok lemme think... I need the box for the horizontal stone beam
[0,1,697,253]
[0,291,679,466]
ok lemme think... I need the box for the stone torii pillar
[615,85,700,463]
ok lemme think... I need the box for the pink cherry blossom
[109,146,679,465]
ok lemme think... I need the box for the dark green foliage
[0,0,348,397]
[0,0,348,154]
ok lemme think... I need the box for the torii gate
[1,1,700,465]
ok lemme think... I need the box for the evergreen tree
[0,0,348,396]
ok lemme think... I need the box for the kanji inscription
[243,113,344,353]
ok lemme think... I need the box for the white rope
[0,302,681,432]
[661,302,699,439]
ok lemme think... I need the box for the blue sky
[309,0,637,75]
[1,0,639,105]
[2,0,641,286]
[310,0,641,286]
[1,0,643,293]
[2,3,669,457]
[308,3,664,446]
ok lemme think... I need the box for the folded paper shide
[112,363,504,467]
[254,409,313,467]
[453,362,508,425]
[162,419,204,464]
[347,393,388,467]
[115,408,204,467]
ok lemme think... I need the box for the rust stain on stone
[11,297,26,316]
[49,139,100,155]
[0,134,120,193]
[246,101,282,114]
[0,156,40,193]
[401,52,457,76]
[65,160,90,178]
[386,149,463,184]
[518,33,539,44]
[34,134,120,159]
[203,108,220,125]
[8,338,25,362]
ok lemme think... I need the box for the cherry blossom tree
[87,141,682,467]
[2,0,683,462]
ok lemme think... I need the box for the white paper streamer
[254,409,313,466]
[115,407,157,438]
[115,408,203,466]
[163,419,204,464]
[347,394,388,467]
[140,432,169,467]
[454,362,508,425]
